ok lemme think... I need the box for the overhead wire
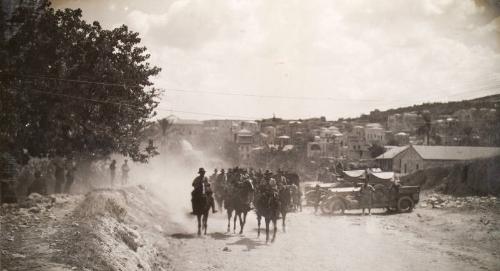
[0,87,259,120]
[4,72,500,103]
[2,73,499,120]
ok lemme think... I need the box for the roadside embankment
[1,185,182,271]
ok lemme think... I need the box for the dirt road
[1,187,498,271]
[168,208,499,271]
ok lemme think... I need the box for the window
[416,164,419,170]
[404,164,407,173]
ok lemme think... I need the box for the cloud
[53,0,500,120]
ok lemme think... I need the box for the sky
[52,0,500,121]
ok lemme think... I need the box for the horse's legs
[265,217,270,243]
[233,210,237,233]
[271,218,277,243]
[282,211,287,233]
[240,211,247,234]
[197,214,201,236]
[218,198,223,212]
[227,209,232,232]
[257,214,261,238]
[238,211,246,234]
[203,212,208,235]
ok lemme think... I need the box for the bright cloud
[53,0,500,120]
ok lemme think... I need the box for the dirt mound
[402,156,500,196]
[57,186,175,271]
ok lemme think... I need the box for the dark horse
[255,188,280,243]
[225,180,254,234]
[192,191,211,236]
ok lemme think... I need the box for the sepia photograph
[1,0,500,270]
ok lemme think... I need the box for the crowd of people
[13,157,131,199]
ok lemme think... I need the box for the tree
[459,126,478,146]
[158,117,174,137]
[0,3,161,163]
[368,143,385,158]
[387,138,400,146]
[368,109,385,123]
[417,111,432,145]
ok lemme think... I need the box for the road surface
[167,208,499,271]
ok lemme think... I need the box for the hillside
[344,94,500,124]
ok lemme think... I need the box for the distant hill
[342,94,500,124]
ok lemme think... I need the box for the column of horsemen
[191,167,302,242]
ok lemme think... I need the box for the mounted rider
[191,168,217,214]
[209,168,218,183]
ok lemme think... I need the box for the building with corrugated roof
[375,145,409,172]
[397,145,500,175]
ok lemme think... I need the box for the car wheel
[320,200,332,214]
[329,198,346,215]
[397,196,414,212]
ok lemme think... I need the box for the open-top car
[319,170,420,214]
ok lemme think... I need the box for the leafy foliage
[0,3,161,162]
[368,143,385,158]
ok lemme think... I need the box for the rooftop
[376,145,409,159]
[412,145,500,161]
[173,119,203,125]
[237,129,252,135]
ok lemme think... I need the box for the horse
[212,179,225,212]
[224,179,254,234]
[192,190,211,236]
[255,188,280,243]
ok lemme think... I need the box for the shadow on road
[170,233,197,239]
[209,232,232,240]
[227,237,265,252]
[319,210,400,217]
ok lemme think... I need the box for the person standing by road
[28,170,47,196]
[360,179,375,215]
[64,158,76,193]
[53,157,65,193]
[121,159,130,186]
[109,160,117,187]
[312,184,322,214]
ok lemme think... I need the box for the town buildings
[166,105,499,170]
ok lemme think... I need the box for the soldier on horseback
[213,169,227,211]
[191,168,217,214]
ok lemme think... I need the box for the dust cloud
[128,139,227,230]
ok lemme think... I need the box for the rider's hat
[198,168,206,174]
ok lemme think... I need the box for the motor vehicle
[319,181,420,214]
[303,180,354,205]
